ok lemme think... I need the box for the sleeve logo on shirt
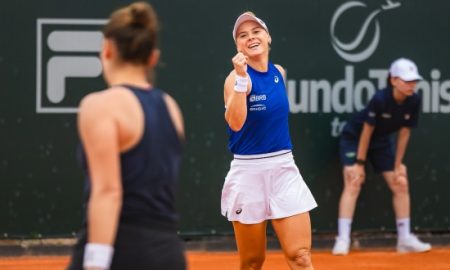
[381,113,392,118]
[274,76,280,83]
[404,114,410,120]
[368,111,376,117]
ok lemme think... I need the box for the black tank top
[78,86,183,226]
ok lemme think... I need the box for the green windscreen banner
[0,0,448,237]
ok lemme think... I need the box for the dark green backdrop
[1,0,449,237]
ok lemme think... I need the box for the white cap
[389,58,423,81]
[232,13,269,41]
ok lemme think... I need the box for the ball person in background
[67,2,186,270]
[332,58,431,255]
[221,12,317,270]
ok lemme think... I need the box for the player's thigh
[271,212,312,254]
[232,221,267,258]
[368,141,395,173]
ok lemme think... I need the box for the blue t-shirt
[342,87,421,140]
[227,62,293,155]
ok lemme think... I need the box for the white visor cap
[232,13,269,41]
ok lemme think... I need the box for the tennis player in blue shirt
[222,11,317,270]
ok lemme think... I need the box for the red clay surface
[0,248,449,270]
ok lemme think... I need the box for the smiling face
[235,20,271,58]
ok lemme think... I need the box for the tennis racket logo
[330,0,401,63]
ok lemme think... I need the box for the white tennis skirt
[221,150,317,224]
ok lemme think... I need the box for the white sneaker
[332,237,350,255]
[397,234,432,253]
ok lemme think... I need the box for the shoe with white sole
[397,234,432,253]
[332,237,350,255]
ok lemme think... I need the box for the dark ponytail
[103,2,159,64]
[130,3,152,28]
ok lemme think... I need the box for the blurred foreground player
[68,2,186,269]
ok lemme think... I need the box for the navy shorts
[339,133,395,173]
[67,219,186,270]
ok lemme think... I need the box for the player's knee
[350,179,363,190]
[399,180,409,192]
[287,248,312,269]
[389,174,409,194]
[241,253,265,269]
[344,180,362,196]
[393,180,409,194]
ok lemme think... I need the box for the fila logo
[36,18,107,113]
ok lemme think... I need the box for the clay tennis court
[1,248,449,270]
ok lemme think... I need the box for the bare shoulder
[79,87,126,114]
[78,91,107,116]
[77,89,119,144]
[78,86,139,129]
[274,64,286,77]
[162,92,179,111]
[162,92,184,138]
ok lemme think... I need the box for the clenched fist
[232,52,248,77]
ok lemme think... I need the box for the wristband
[234,74,248,93]
[355,159,365,165]
[83,243,114,270]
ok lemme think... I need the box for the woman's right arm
[356,123,374,162]
[224,52,251,132]
[353,123,375,181]
[78,93,122,270]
